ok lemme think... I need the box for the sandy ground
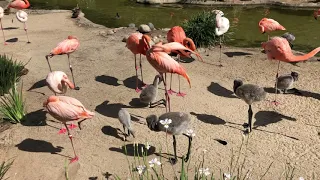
[0,10,320,180]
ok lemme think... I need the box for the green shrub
[0,82,26,124]
[0,54,28,96]
[0,159,14,180]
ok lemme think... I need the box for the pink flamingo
[7,0,30,23]
[126,32,152,92]
[262,36,320,105]
[45,36,80,90]
[258,18,286,41]
[145,41,201,112]
[0,7,7,45]
[43,95,95,163]
[46,71,75,95]
[166,26,200,97]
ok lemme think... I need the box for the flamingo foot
[167,89,176,95]
[4,42,8,45]
[135,88,142,93]
[69,156,79,163]
[68,123,78,130]
[58,128,67,134]
[176,92,186,97]
[271,100,280,106]
[135,66,139,70]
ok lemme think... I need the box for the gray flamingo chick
[281,32,295,48]
[276,72,300,94]
[233,79,266,133]
[140,74,166,108]
[118,108,135,141]
[146,112,192,164]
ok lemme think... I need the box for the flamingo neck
[288,47,320,62]
[23,0,30,8]
[183,38,196,51]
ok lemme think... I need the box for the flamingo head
[146,114,160,131]
[233,79,243,93]
[16,10,28,23]
[183,38,196,51]
[68,35,78,40]
[258,24,265,34]
[141,34,152,53]
[61,74,75,90]
[43,96,59,107]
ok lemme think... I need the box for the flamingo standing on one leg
[166,26,199,97]
[262,36,320,105]
[126,32,152,92]
[314,9,320,20]
[145,40,201,112]
[258,18,286,41]
[212,10,230,67]
[16,10,30,43]
[43,95,95,163]
[45,36,80,90]
[6,0,30,23]
[0,7,7,45]
[46,71,75,95]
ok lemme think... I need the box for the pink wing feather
[51,38,80,55]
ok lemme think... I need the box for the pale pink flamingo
[45,36,80,90]
[46,71,75,95]
[167,26,200,97]
[7,0,30,23]
[126,32,152,92]
[262,36,320,105]
[145,41,201,112]
[258,18,285,41]
[16,10,30,43]
[0,7,7,45]
[43,95,95,163]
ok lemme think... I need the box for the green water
[29,0,320,54]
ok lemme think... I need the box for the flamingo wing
[167,26,186,44]
[51,39,80,55]
[126,32,142,54]
[58,96,95,118]
[263,18,286,32]
[157,42,203,61]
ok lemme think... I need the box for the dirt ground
[0,10,319,180]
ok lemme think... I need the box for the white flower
[145,142,151,150]
[136,165,146,175]
[186,129,196,137]
[299,177,304,180]
[159,118,172,129]
[199,168,210,176]
[223,173,231,180]
[149,158,161,167]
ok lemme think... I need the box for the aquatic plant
[0,54,28,96]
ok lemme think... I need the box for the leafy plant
[0,159,14,180]
[0,81,26,124]
[0,54,28,96]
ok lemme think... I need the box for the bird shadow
[6,38,18,43]
[27,79,47,91]
[190,112,226,125]
[224,51,253,57]
[129,98,148,108]
[207,82,237,98]
[101,125,124,141]
[16,138,63,154]
[21,109,47,126]
[264,87,320,100]
[95,75,121,86]
[109,143,156,157]
[95,100,131,118]
[123,76,143,90]
[88,177,98,180]
[3,27,19,30]
[254,111,296,128]
[179,56,195,63]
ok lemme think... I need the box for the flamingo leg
[45,55,53,72]
[134,55,141,92]
[183,133,192,162]
[67,54,80,90]
[167,73,176,95]
[24,22,30,43]
[176,55,186,97]
[161,73,170,112]
[218,36,223,67]
[169,135,178,164]
[139,54,146,88]
[64,123,79,163]
[248,105,253,133]
[272,61,281,106]
[0,19,7,45]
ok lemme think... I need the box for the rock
[138,24,151,33]
[128,23,135,28]
[107,30,114,35]
[147,22,155,30]
[162,28,170,32]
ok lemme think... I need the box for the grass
[0,54,28,96]
[0,159,14,180]
[0,81,26,124]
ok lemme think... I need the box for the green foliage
[0,82,26,124]
[182,11,218,48]
[0,159,14,180]
[0,54,27,96]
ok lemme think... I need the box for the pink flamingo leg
[135,55,141,92]
[0,19,7,45]
[64,123,79,163]
[162,73,171,112]
[67,54,80,90]
[68,123,78,130]
[24,22,30,43]
[167,73,176,95]
[176,55,187,97]
[271,61,281,106]
[139,54,147,88]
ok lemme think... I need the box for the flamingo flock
[1,3,320,166]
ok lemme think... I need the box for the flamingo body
[214,10,230,36]
[8,0,30,10]
[314,9,320,20]
[50,36,80,56]
[258,18,285,34]
[16,10,27,22]
[46,71,75,94]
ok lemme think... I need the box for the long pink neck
[23,0,30,8]
[287,47,320,62]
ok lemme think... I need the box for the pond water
[29,0,320,55]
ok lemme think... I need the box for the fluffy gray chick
[118,108,135,139]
